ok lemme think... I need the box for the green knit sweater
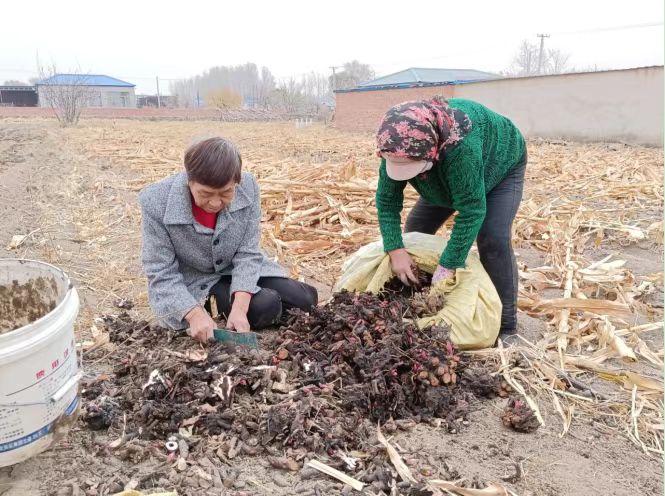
[376,98,526,269]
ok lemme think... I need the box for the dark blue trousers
[208,276,318,329]
[404,152,527,335]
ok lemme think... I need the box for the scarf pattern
[376,96,472,162]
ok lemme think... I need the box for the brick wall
[0,107,288,121]
[0,107,220,120]
[333,85,455,132]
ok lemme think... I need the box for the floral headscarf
[376,96,472,162]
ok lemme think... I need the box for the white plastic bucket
[0,259,81,467]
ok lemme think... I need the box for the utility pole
[155,76,161,108]
[537,33,550,75]
[329,66,341,91]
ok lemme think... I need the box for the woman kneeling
[139,137,317,342]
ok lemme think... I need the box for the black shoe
[495,330,519,347]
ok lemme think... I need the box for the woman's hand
[432,265,455,284]
[388,248,419,286]
[227,308,251,332]
[185,306,216,342]
[227,292,252,333]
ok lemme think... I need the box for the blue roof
[352,67,500,90]
[37,74,135,87]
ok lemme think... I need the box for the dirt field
[0,119,662,496]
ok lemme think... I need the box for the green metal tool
[213,328,259,349]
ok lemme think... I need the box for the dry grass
[48,120,663,454]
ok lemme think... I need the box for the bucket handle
[50,372,83,403]
[0,372,82,408]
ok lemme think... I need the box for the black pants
[405,153,527,335]
[208,276,318,330]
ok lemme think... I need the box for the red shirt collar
[191,196,218,229]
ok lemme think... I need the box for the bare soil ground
[0,119,662,496]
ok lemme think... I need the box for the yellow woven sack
[335,232,501,349]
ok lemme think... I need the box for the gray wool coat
[139,171,285,330]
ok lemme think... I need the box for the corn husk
[306,459,365,491]
[39,121,662,455]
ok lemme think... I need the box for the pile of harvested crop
[0,276,58,334]
[272,290,473,427]
[79,285,533,492]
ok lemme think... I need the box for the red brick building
[333,67,500,132]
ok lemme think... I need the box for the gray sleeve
[140,199,199,328]
[229,177,263,296]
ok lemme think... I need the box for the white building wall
[38,85,136,108]
[453,66,663,146]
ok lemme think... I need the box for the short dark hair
[184,137,242,187]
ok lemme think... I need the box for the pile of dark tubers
[80,277,537,494]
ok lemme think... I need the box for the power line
[0,68,38,74]
[0,67,191,82]
[552,21,663,36]
[367,22,663,71]
[115,75,186,81]
[0,21,662,83]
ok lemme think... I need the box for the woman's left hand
[432,265,455,284]
[227,292,252,332]
[227,308,250,332]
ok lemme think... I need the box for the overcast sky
[1,0,662,94]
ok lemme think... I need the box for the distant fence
[334,66,664,146]
[0,107,319,122]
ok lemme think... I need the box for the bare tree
[301,71,331,113]
[171,63,330,117]
[271,78,305,114]
[266,72,332,117]
[253,67,276,108]
[331,60,375,90]
[508,40,540,76]
[205,87,242,120]
[546,48,571,74]
[3,80,28,86]
[37,65,97,126]
[506,40,572,77]
[170,63,278,108]
[170,78,199,108]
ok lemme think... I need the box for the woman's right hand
[185,306,216,343]
[388,248,419,286]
